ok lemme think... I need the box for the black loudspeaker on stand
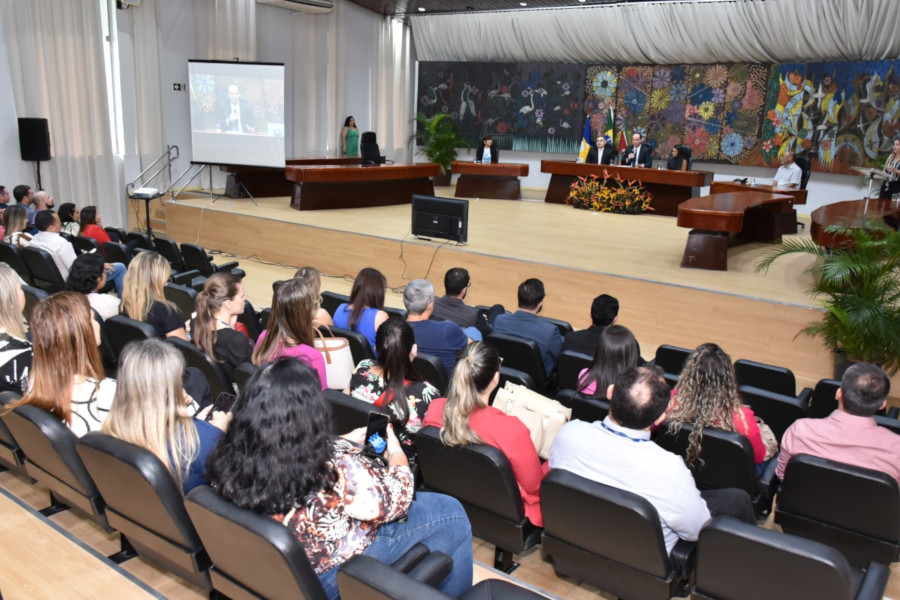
[18,118,51,190]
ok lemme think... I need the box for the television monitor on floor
[412,195,468,244]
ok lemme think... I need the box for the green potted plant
[409,113,470,185]
[755,220,900,376]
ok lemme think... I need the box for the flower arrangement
[565,171,654,214]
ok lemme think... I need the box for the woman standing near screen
[342,116,359,158]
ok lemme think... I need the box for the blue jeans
[317,492,473,600]
[106,262,126,297]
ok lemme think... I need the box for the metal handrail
[125,145,179,196]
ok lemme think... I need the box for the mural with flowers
[417,62,586,153]
[417,60,900,174]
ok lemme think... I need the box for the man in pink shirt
[777,363,900,483]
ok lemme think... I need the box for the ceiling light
[418,6,425,10]
[519,2,527,5]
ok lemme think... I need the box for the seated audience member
[347,317,439,468]
[13,185,34,225]
[193,273,254,385]
[549,366,755,555]
[333,267,390,353]
[404,279,469,377]
[121,251,187,339]
[475,134,499,164]
[0,204,5,240]
[31,190,54,213]
[294,265,334,327]
[104,339,230,493]
[10,292,115,436]
[206,358,473,600]
[66,253,121,321]
[77,205,111,246]
[424,342,547,527]
[252,277,327,389]
[577,325,641,397]
[667,145,690,171]
[432,267,501,339]
[777,363,900,483]
[57,203,80,236]
[564,293,625,355]
[3,204,32,248]
[586,135,616,165]
[0,185,9,207]
[772,151,801,189]
[492,278,563,375]
[31,210,126,296]
[0,263,32,394]
[667,343,768,468]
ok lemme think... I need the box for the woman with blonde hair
[104,339,230,493]
[423,341,547,527]
[294,266,333,326]
[667,343,767,468]
[252,277,327,388]
[3,205,32,248]
[120,251,187,340]
[192,273,253,383]
[11,292,115,436]
[0,263,32,394]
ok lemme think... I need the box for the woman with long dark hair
[423,341,547,527]
[332,267,389,352]
[78,205,112,246]
[347,317,439,465]
[57,203,80,236]
[576,325,641,397]
[206,358,472,600]
[341,115,359,158]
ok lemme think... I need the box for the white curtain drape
[194,0,257,62]
[411,0,900,64]
[2,0,121,225]
[373,17,414,164]
[130,0,166,175]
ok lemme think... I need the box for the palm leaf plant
[755,219,900,374]
[409,113,470,176]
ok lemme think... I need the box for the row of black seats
[0,390,542,600]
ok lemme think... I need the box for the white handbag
[492,381,571,460]
[313,327,354,390]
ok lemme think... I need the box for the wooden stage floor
[162,189,835,388]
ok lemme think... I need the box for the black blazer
[475,145,499,164]
[620,145,653,168]
[586,145,616,165]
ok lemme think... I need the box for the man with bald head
[32,190,55,212]
[772,151,802,189]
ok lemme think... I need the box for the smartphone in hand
[205,392,237,420]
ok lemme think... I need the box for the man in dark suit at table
[586,135,617,165]
[218,84,256,133]
[620,132,653,168]
[492,278,563,376]
[475,134,499,164]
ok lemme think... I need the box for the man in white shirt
[549,365,755,554]
[620,133,653,168]
[772,151,802,189]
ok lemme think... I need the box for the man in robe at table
[776,362,900,484]
[586,135,616,165]
[772,151,802,189]
[492,278,563,376]
[620,133,653,168]
[549,365,755,555]
[404,279,470,377]
[475,134,499,164]
[218,84,256,133]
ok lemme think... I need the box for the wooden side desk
[451,162,529,200]
[541,160,714,216]
[677,191,795,271]
[810,198,900,247]
[711,180,808,205]
[220,157,373,198]
[285,163,441,211]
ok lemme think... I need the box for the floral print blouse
[275,437,414,574]
[347,359,440,452]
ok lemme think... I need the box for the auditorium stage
[161,189,834,388]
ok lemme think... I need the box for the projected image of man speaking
[219,84,256,133]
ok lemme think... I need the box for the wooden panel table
[220,157,370,198]
[450,161,530,200]
[541,160,714,216]
[711,180,807,205]
[285,163,441,211]
[810,198,900,247]
[677,191,795,271]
